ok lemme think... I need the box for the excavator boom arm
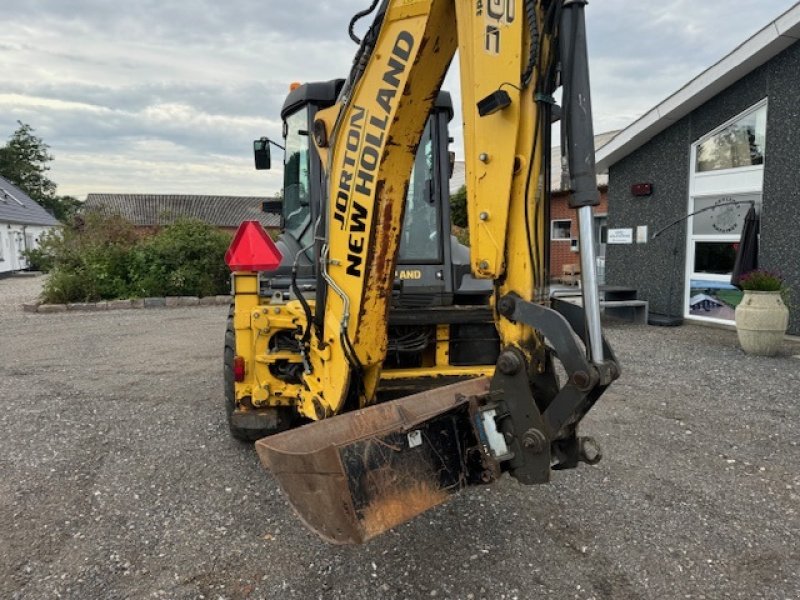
[303,0,577,416]
[254,0,620,544]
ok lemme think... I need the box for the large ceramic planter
[734,290,789,356]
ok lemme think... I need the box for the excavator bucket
[255,378,496,544]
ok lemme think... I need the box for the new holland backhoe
[224,0,619,544]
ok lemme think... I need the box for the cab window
[399,122,440,262]
[283,109,311,236]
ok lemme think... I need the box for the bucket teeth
[256,378,495,544]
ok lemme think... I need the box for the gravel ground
[1,274,799,600]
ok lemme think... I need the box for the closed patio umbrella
[731,206,760,288]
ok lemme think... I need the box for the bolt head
[497,296,516,317]
[496,351,523,375]
[479,152,489,163]
[572,370,591,390]
[522,428,547,453]
[479,211,489,221]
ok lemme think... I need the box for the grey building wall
[606,40,800,334]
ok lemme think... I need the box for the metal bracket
[496,294,620,470]
[490,348,551,484]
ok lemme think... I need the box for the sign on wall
[607,228,634,244]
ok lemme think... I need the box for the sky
[0,0,797,200]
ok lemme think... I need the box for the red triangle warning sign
[225,221,283,272]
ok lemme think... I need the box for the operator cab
[254,79,490,308]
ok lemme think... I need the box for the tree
[0,121,79,221]
[0,122,56,200]
[449,185,468,228]
[39,194,82,222]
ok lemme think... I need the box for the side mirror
[254,138,271,170]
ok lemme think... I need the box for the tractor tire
[224,308,292,442]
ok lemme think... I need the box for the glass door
[685,101,767,324]
[686,194,760,321]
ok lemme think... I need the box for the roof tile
[84,194,281,229]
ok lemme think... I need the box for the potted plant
[734,270,790,356]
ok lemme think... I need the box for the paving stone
[67,303,92,311]
[108,299,133,310]
[144,297,166,308]
[178,296,200,306]
[37,304,67,313]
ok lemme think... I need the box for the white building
[0,175,59,274]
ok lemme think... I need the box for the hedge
[34,213,233,304]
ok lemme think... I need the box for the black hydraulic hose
[541,101,553,294]
[521,0,539,87]
[522,0,560,290]
[348,0,381,44]
[291,266,313,346]
[342,1,388,101]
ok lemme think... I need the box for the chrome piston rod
[577,206,604,363]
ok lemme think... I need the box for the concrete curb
[22,295,231,314]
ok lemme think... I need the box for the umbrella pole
[649,227,684,327]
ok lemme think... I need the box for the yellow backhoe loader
[224,0,619,544]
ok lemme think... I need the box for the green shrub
[452,225,470,247]
[21,245,54,272]
[40,213,139,303]
[129,219,232,298]
[38,213,232,303]
[449,185,468,228]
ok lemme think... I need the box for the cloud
[0,0,796,198]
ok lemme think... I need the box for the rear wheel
[224,309,293,441]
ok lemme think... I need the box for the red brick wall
[549,188,608,281]
[133,225,278,237]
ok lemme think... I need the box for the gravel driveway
[1,275,799,599]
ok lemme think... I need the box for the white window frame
[684,99,768,325]
[551,219,572,241]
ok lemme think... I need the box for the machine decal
[483,0,514,54]
[396,269,423,280]
[334,30,415,278]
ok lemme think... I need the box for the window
[399,121,440,263]
[695,104,767,173]
[693,242,737,274]
[551,219,572,240]
[686,100,767,325]
[282,109,311,237]
[686,193,761,323]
